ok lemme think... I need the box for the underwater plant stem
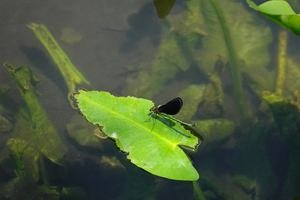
[39,153,49,185]
[210,0,251,127]
[276,30,288,95]
[192,181,206,200]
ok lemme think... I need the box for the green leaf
[27,23,90,108]
[123,0,207,99]
[153,0,176,19]
[74,89,199,181]
[198,0,274,94]
[247,0,300,36]
[4,62,68,166]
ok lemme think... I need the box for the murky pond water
[1,0,300,200]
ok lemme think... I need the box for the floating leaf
[73,89,199,181]
[247,0,300,36]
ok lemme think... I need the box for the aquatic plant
[3,62,68,166]
[247,0,300,36]
[73,89,199,181]
[261,92,300,199]
[175,84,207,121]
[124,0,274,129]
[153,0,176,19]
[67,114,108,150]
[199,171,257,200]
[0,138,61,200]
[0,85,14,133]
[0,63,87,200]
[2,0,300,199]
[27,23,90,108]
[196,119,235,153]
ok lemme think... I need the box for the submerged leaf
[67,114,106,150]
[123,0,206,99]
[74,89,199,181]
[123,35,186,99]
[27,23,89,107]
[198,0,275,93]
[176,84,207,121]
[60,27,83,44]
[0,138,41,199]
[0,85,14,132]
[262,91,300,140]
[199,172,255,200]
[282,57,300,96]
[4,63,68,166]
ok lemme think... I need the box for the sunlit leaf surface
[247,0,300,36]
[74,89,199,180]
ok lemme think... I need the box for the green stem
[210,0,251,127]
[193,181,206,200]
